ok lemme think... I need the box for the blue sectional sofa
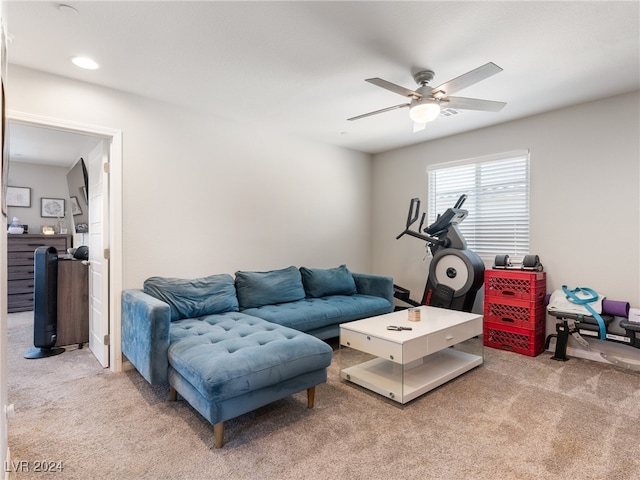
[121,265,393,447]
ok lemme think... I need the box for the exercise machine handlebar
[395,197,446,246]
[453,194,467,209]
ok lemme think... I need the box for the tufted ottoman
[167,312,333,448]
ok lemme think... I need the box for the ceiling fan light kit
[409,97,441,123]
[349,62,506,131]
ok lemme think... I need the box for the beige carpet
[6,311,640,480]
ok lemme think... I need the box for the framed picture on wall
[6,186,31,207]
[40,197,65,218]
[70,196,82,215]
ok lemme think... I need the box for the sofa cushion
[242,294,393,333]
[143,274,239,321]
[168,312,333,402]
[235,266,305,309]
[300,264,357,298]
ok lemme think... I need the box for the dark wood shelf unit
[7,234,71,313]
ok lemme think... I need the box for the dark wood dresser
[7,234,71,313]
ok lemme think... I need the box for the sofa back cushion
[143,274,239,321]
[235,266,306,309]
[300,264,357,298]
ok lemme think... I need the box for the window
[427,150,530,261]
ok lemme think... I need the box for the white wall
[372,90,640,361]
[6,67,638,369]
[7,66,373,289]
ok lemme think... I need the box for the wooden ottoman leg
[169,386,177,402]
[214,422,225,448]
[307,386,316,409]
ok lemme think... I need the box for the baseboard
[121,359,135,372]
[545,344,606,363]
[563,346,607,363]
[545,339,639,367]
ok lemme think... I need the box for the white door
[87,140,110,367]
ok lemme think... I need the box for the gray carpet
[6,311,640,479]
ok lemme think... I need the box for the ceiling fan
[348,62,506,132]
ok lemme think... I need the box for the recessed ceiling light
[71,56,99,70]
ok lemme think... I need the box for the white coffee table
[339,306,483,404]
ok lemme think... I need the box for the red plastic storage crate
[484,270,546,302]
[484,322,545,357]
[484,297,545,330]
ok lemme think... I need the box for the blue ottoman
[167,312,333,447]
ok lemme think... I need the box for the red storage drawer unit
[483,269,546,356]
[484,297,546,330]
[484,269,546,302]
[484,322,546,357]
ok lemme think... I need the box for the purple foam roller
[602,299,630,317]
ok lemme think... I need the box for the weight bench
[545,310,640,363]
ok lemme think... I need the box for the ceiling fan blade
[431,62,503,96]
[413,122,427,132]
[442,96,506,112]
[347,103,410,121]
[365,78,421,98]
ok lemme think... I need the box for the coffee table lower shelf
[340,347,482,404]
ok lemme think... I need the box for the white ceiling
[9,122,101,167]
[5,0,640,163]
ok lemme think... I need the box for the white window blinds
[427,151,530,260]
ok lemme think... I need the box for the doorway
[6,110,123,373]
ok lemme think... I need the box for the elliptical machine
[394,194,485,312]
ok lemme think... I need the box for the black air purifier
[24,246,65,359]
